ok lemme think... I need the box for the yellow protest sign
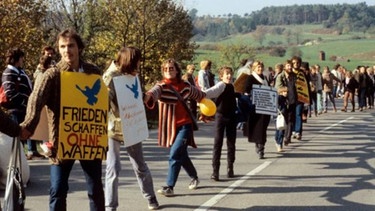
[295,71,310,105]
[59,72,108,160]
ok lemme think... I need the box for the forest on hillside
[189,2,375,41]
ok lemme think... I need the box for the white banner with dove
[113,75,149,147]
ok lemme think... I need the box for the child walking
[275,86,288,152]
[204,66,240,181]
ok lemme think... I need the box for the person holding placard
[275,60,298,146]
[102,46,159,210]
[291,56,310,141]
[21,29,105,211]
[244,60,271,159]
[144,59,206,197]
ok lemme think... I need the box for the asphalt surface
[1,98,375,211]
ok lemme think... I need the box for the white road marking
[195,116,355,210]
[320,116,354,132]
[194,161,272,211]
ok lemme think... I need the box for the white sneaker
[275,144,284,152]
[188,178,199,190]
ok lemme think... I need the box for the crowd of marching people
[190,56,375,181]
[1,27,375,211]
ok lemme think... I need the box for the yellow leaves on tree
[0,0,47,77]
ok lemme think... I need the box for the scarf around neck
[252,71,268,85]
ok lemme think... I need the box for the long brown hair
[115,46,141,74]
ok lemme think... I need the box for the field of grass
[192,24,375,74]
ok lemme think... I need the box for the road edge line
[194,161,272,211]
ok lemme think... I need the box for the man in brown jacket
[21,28,105,211]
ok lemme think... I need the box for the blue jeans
[275,129,284,146]
[294,103,304,135]
[105,139,155,210]
[359,87,367,108]
[317,91,323,113]
[323,91,336,110]
[309,92,318,115]
[332,85,338,98]
[49,159,104,211]
[167,124,197,187]
[27,139,38,154]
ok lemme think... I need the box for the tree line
[0,0,196,90]
[2,1,374,89]
[191,2,375,41]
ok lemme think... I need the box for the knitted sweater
[145,80,205,148]
[21,60,101,160]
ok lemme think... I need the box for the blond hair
[278,86,288,94]
[251,60,264,70]
[200,60,212,70]
[186,64,195,71]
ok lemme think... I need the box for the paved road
[2,99,375,210]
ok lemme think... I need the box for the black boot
[259,152,265,159]
[227,163,234,178]
[211,166,219,181]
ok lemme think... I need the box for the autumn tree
[99,0,197,89]
[219,43,255,71]
[45,0,107,66]
[43,0,197,89]
[0,0,47,77]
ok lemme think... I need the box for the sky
[181,0,375,16]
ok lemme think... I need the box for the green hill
[193,24,375,73]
